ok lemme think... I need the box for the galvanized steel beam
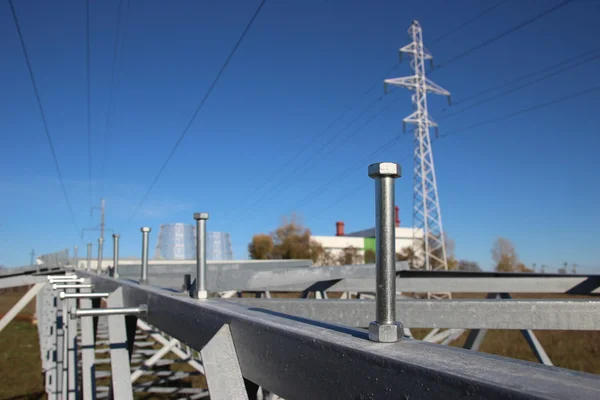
[228,298,600,330]
[79,272,600,400]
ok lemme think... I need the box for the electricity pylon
[384,20,451,278]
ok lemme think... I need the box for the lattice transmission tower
[384,20,451,274]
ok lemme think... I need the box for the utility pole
[82,198,111,240]
[384,20,451,278]
[30,249,35,266]
[572,263,577,274]
[82,198,113,266]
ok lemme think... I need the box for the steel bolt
[86,243,92,271]
[97,237,104,274]
[140,227,151,284]
[112,234,120,278]
[368,162,403,342]
[193,213,209,299]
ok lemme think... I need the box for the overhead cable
[129,0,267,221]
[9,0,79,232]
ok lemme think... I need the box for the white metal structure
[384,20,451,278]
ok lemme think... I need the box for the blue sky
[1,0,599,272]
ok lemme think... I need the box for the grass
[0,287,599,399]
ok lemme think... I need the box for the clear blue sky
[1,0,599,272]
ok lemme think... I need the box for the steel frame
[1,265,599,399]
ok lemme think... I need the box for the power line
[234,62,400,211]
[439,53,600,120]
[430,0,510,45]
[305,150,413,224]
[100,0,128,199]
[248,94,395,210]
[9,0,78,232]
[86,0,92,209]
[129,0,267,221]
[435,0,574,70]
[307,86,600,224]
[295,133,404,212]
[444,48,600,108]
[440,85,600,140]
[227,1,510,223]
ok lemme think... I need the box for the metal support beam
[0,283,45,333]
[80,272,600,399]
[521,329,553,366]
[130,338,179,383]
[79,287,97,400]
[66,291,78,399]
[463,329,488,351]
[106,288,134,400]
[227,298,600,330]
[136,320,205,375]
[201,324,248,400]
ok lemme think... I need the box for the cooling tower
[205,232,234,261]
[154,224,234,261]
[154,223,196,260]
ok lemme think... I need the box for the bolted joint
[52,283,93,290]
[197,290,209,299]
[193,212,209,221]
[368,321,403,343]
[368,162,401,179]
[71,304,148,320]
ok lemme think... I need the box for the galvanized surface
[140,228,151,283]
[81,272,600,400]
[106,288,134,400]
[228,298,600,330]
[79,288,97,400]
[201,324,248,400]
[370,164,399,325]
[113,234,120,278]
[194,213,208,298]
[112,263,600,294]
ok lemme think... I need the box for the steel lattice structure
[385,20,451,275]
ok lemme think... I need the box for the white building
[311,206,423,264]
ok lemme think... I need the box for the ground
[0,287,599,399]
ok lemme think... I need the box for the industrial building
[311,206,422,263]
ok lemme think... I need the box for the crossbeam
[80,271,600,399]
[227,298,600,330]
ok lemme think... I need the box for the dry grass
[0,287,599,399]
[0,288,44,400]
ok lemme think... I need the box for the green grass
[0,320,44,399]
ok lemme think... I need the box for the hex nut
[368,321,403,343]
[193,212,209,220]
[368,162,401,179]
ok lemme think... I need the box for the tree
[248,234,274,260]
[457,260,482,272]
[491,237,522,272]
[338,246,362,265]
[364,249,376,264]
[248,214,324,263]
[397,246,416,268]
[515,263,534,273]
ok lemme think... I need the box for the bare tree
[491,237,519,272]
